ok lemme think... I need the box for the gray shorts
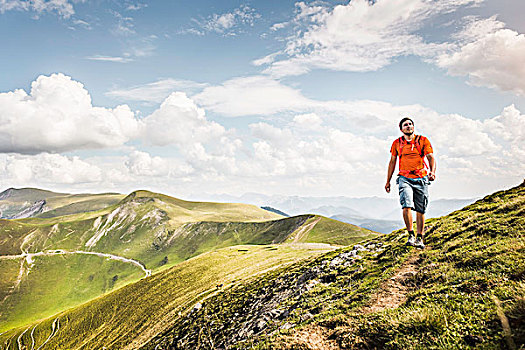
[396,176,429,214]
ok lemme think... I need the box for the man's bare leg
[416,212,425,237]
[414,211,426,248]
[403,207,413,232]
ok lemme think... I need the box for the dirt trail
[292,218,321,243]
[282,325,340,350]
[361,252,420,314]
[282,252,421,349]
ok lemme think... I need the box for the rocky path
[283,251,421,349]
[361,251,420,314]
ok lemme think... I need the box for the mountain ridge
[0,189,375,332]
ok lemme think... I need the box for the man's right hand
[385,182,391,193]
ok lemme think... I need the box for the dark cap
[399,117,414,130]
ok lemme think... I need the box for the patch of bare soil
[361,252,420,314]
[279,325,339,350]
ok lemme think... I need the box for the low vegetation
[144,181,525,349]
[0,189,376,343]
[7,181,518,349]
[0,244,335,349]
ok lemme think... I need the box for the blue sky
[0,0,524,199]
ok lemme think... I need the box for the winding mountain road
[0,250,151,277]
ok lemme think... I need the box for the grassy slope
[142,182,525,350]
[286,216,374,245]
[0,244,335,350]
[0,254,144,331]
[37,194,125,218]
[0,190,376,340]
[0,188,124,219]
[270,182,525,349]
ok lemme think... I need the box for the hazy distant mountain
[0,187,124,219]
[199,193,477,233]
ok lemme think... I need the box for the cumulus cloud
[436,17,525,96]
[259,0,482,77]
[0,73,141,154]
[141,92,225,146]
[107,79,208,103]
[125,150,193,177]
[0,153,102,185]
[293,113,323,130]
[0,0,75,18]
[1,73,522,198]
[194,76,315,117]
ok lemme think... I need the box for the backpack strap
[397,136,405,158]
[414,135,423,157]
[415,135,429,169]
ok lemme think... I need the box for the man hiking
[385,117,436,249]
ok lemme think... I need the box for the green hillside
[0,190,376,338]
[3,181,523,348]
[0,244,336,349]
[37,193,125,218]
[141,181,525,350]
[0,254,144,331]
[0,188,124,219]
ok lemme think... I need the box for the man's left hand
[428,172,436,181]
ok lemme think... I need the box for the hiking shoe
[407,234,416,246]
[414,238,425,249]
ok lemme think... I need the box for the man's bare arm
[385,154,397,193]
[426,153,436,181]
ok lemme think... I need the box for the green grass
[286,216,376,245]
[0,189,376,343]
[0,244,335,350]
[37,194,125,218]
[0,254,144,332]
[140,182,525,350]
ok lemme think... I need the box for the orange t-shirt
[390,135,433,178]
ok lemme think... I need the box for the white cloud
[0,0,75,18]
[86,55,133,63]
[107,79,208,103]
[270,22,289,31]
[194,75,315,117]
[1,73,522,198]
[437,17,525,96]
[72,19,91,30]
[260,0,482,77]
[293,113,323,130]
[484,104,525,142]
[141,92,225,146]
[189,5,261,36]
[125,150,193,177]
[0,153,102,185]
[126,3,147,11]
[0,73,140,154]
[111,10,136,36]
